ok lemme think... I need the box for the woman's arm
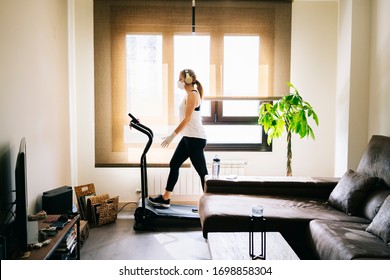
[161,91,199,148]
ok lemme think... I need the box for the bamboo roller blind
[94,0,292,165]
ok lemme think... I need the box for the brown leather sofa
[199,135,390,259]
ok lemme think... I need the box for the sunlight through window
[126,35,163,118]
[174,35,210,117]
[224,36,259,97]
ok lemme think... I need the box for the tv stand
[25,214,80,260]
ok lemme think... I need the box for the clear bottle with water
[212,155,220,179]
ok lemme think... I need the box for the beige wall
[0,0,71,213]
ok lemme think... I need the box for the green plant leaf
[259,83,318,154]
[308,126,315,139]
[265,102,273,112]
[284,95,293,103]
[291,96,297,106]
[312,111,319,125]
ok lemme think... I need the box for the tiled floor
[80,209,210,260]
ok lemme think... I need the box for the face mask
[177,80,185,90]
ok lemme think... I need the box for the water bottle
[212,155,220,179]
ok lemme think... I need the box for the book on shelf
[51,241,77,260]
[56,227,76,251]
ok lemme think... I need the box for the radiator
[147,160,247,198]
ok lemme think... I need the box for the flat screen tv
[14,137,28,254]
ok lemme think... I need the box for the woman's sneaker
[148,195,170,208]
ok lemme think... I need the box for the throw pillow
[361,187,390,220]
[328,169,377,215]
[366,195,390,243]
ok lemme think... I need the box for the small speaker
[27,221,38,245]
[42,186,73,214]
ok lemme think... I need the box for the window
[126,35,163,119]
[202,35,269,150]
[173,35,211,118]
[94,0,292,165]
[223,36,259,97]
[124,33,270,151]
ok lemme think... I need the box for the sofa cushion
[362,187,390,220]
[366,195,390,243]
[327,169,377,216]
[309,220,390,259]
[199,193,369,238]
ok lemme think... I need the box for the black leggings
[165,136,208,192]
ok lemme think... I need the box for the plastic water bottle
[212,155,220,179]
[252,205,264,217]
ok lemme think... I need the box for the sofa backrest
[357,135,390,188]
[204,176,338,199]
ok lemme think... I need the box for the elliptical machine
[128,113,199,231]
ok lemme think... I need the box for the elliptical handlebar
[128,112,139,123]
[128,113,154,209]
[128,113,154,138]
[128,113,153,158]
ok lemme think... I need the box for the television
[14,137,28,254]
[0,144,13,259]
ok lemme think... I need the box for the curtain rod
[192,0,196,33]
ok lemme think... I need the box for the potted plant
[258,82,319,176]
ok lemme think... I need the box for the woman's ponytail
[195,80,204,99]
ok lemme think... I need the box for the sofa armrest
[204,175,339,199]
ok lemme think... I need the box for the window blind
[94,0,292,165]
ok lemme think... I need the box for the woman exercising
[148,69,208,208]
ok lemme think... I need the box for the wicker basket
[97,196,119,227]
[74,183,119,226]
[87,194,119,227]
[74,183,96,198]
[74,183,97,220]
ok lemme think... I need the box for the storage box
[74,183,119,227]
[74,184,96,220]
[79,220,89,245]
[87,195,119,227]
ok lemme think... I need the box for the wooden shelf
[24,214,80,260]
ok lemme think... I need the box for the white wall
[335,0,372,176]
[0,0,71,214]
[368,0,390,137]
[334,0,390,175]
[289,0,338,178]
[72,0,339,203]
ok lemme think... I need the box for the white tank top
[179,90,207,140]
